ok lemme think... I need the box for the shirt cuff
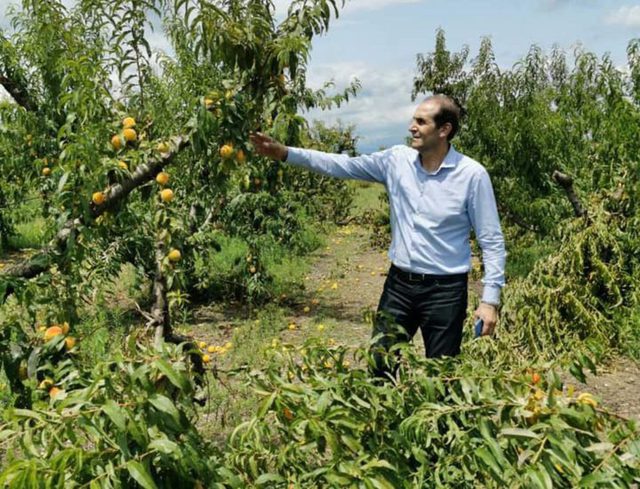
[481,285,501,306]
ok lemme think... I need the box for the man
[249,95,505,375]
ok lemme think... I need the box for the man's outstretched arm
[249,132,389,183]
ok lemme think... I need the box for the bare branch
[0,34,35,111]
[552,170,587,219]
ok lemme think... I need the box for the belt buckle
[408,271,423,282]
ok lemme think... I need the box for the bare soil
[560,357,640,423]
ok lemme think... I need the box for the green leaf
[126,460,158,489]
[11,409,45,422]
[57,171,69,193]
[316,391,332,414]
[257,391,276,418]
[154,358,189,391]
[579,472,611,485]
[475,447,503,480]
[27,347,41,380]
[367,475,396,489]
[585,442,614,452]
[340,434,362,453]
[569,363,586,383]
[350,394,371,409]
[148,394,181,425]
[22,429,40,458]
[255,473,285,485]
[528,468,553,489]
[102,400,127,431]
[499,428,541,440]
[324,472,352,485]
[148,437,179,455]
[362,460,396,471]
[217,467,244,488]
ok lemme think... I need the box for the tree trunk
[147,229,205,391]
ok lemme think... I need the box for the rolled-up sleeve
[286,147,388,183]
[468,169,506,305]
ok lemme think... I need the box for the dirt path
[282,223,389,346]
[562,358,640,422]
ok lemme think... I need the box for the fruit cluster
[34,322,77,400]
[110,116,138,151]
[196,340,233,364]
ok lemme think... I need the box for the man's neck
[419,143,450,173]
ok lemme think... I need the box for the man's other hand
[249,132,288,161]
[474,302,498,336]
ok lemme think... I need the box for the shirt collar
[441,145,460,169]
[416,145,461,175]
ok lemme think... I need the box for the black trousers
[371,264,468,378]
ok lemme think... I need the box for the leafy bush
[227,339,640,488]
[0,340,223,488]
[413,30,640,235]
[2,337,638,488]
[500,178,640,361]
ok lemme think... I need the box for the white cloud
[341,0,423,14]
[0,0,17,29]
[304,61,417,149]
[273,0,424,19]
[605,5,640,27]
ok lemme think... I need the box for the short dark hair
[426,94,463,141]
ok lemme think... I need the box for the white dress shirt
[286,144,506,304]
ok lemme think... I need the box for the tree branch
[552,170,587,219]
[0,34,35,111]
[1,136,191,296]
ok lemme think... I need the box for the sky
[1,0,639,152]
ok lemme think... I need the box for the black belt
[390,264,467,283]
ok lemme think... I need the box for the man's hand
[474,302,498,336]
[249,132,288,161]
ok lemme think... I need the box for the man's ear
[439,122,453,139]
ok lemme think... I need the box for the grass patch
[188,305,292,443]
[8,217,49,250]
[348,181,386,217]
[73,303,136,366]
[263,248,312,299]
[5,194,49,250]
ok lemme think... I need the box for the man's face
[408,100,449,152]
